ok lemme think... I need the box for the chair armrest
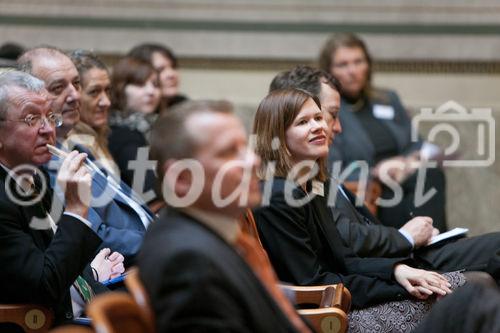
[280,283,351,313]
[298,307,348,333]
[0,304,53,333]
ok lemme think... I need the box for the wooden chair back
[343,179,382,216]
[86,292,154,333]
[124,268,155,326]
[0,304,53,333]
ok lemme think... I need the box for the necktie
[235,231,311,333]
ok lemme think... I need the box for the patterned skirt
[347,271,466,333]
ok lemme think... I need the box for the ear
[161,159,194,198]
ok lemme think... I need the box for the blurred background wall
[0,0,499,234]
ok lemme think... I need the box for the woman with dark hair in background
[108,56,160,202]
[69,49,120,176]
[252,88,465,332]
[128,43,187,110]
[318,33,448,232]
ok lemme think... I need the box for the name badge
[311,181,324,197]
[373,104,395,120]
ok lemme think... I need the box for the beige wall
[1,0,499,234]
[180,68,500,235]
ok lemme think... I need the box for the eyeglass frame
[0,112,63,128]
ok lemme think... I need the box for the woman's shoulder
[260,177,308,202]
[370,87,401,105]
[109,125,146,143]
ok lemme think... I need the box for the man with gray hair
[0,70,109,327]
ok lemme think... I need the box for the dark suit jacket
[328,88,421,179]
[0,167,104,324]
[330,181,500,274]
[327,88,448,232]
[45,148,152,266]
[253,178,410,309]
[331,182,413,257]
[138,208,302,333]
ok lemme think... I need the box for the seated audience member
[413,282,500,333]
[68,50,119,176]
[18,47,153,265]
[128,43,187,110]
[108,56,160,201]
[318,33,448,232]
[252,88,465,332]
[139,100,311,333]
[269,65,500,280]
[0,70,122,326]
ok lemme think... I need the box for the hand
[394,264,452,300]
[91,248,125,282]
[400,216,435,248]
[57,151,92,218]
[372,155,419,184]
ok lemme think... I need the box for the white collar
[0,163,35,194]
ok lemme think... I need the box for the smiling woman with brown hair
[252,88,465,332]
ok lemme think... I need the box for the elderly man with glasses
[0,70,115,329]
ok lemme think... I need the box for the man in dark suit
[270,65,500,279]
[138,100,310,332]
[18,47,153,265]
[0,70,107,326]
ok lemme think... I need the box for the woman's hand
[394,264,452,300]
[91,248,125,282]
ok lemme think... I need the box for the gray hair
[0,70,45,121]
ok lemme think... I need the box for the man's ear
[161,159,195,198]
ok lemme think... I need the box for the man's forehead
[187,112,244,146]
[31,55,78,81]
[7,86,50,110]
[320,84,340,104]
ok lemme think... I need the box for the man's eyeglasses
[2,113,63,128]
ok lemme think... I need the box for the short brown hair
[150,100,233,184]
[253,88,327,181]
[110,56,157,112]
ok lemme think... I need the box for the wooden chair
[124,268,154,327]
[86,292,154,333]
[0,304,53,333]
[240,209,351,333]
[343,179,382,216]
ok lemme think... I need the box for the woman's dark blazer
[328,88,421,179]
[253,177,411,308]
